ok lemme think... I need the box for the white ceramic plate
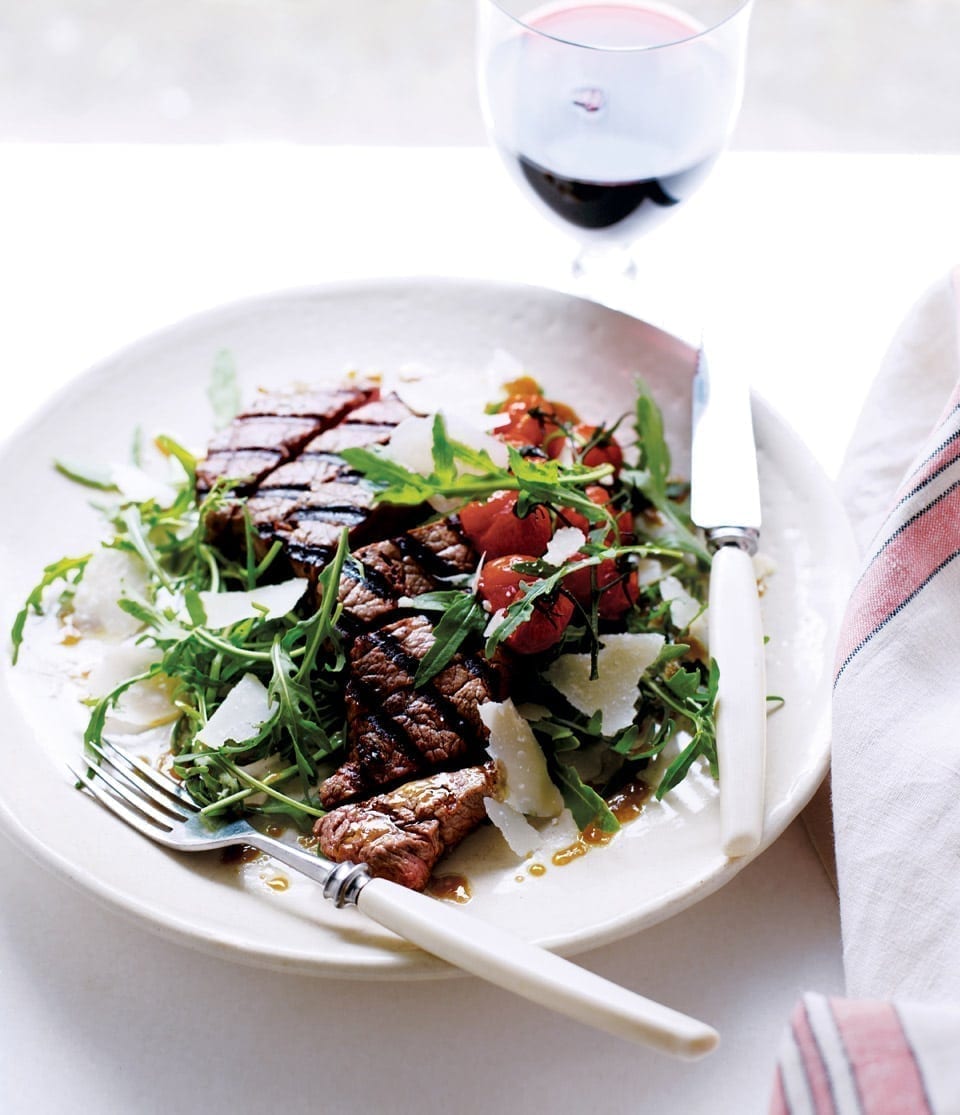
[0,278,857,978]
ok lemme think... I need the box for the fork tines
[69,738,197,837]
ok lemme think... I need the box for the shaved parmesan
[82,644,160,698]
[534,809,581,855]
[635,558,664,587]
[109,463,178,507]
[484,800,582,860]
[196,673,275,749]
[660,575,700,631]
[196,578,309,629]
[109,675,181,730]
[70,548,150,640]
[660,575,709,648]
[383,412,509,478]
[545,632,665,734]
[543,526,586,567]
[76,644,177,731]
[480,698,563,818]
[484,799,541,857]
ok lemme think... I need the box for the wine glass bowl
[477,0,753,274]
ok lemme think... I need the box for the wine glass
[476,0,753,280]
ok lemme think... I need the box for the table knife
[690,341,766,857]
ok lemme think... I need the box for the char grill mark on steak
[198,387,421,576]
[196,385,373,497]
[320,614,502,809]
[315,763,499,891]
[337,517,477,630]
[246,393,419,578]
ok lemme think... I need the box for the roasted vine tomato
[564,559,640,620]
[459,491,552,558]
[495,392,578,459]
[573,423,624,474]
[478,555,575,654]
[557,485,633,544]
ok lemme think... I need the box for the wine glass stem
[570,242,639,309]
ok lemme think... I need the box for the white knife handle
[356,876,719,1058]
[709,543,767,857]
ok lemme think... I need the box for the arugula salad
[11,367,718,861]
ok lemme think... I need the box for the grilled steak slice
[315,763,499,890]
[337,517,476,628]
[320,614,504,808]
[242,392,418,577]
[199,386,422,576]
[196,384,372,496]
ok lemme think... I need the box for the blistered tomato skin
[557,485,633,545]
[478,555,575,655]
[495,393,578,460]
[574,423,625,475]
[459,491,552,558]
[564,559,640,620]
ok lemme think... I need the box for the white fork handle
[356,877,718,1058]
[709,543,767,858]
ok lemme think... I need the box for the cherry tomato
[564,559,640,620]
[459,491,552,558]
[478,555,575,655]
[495,392,578,459]
[556,485,633,545]
[574,423,624,475]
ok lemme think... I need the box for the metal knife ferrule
[706,526,760,555]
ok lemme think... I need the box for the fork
[69,739,719,1058]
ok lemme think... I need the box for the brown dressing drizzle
[608,778,652,824]
[551,779,651,871]
[427,873,472,904]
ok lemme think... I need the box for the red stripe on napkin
[834,482,960,676]
[897,421,960,501]
[768,1068,790,1115]
[830,1000,932,1114]
[791,1001,839,1114]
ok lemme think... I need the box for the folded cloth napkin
[770,270,960,1115]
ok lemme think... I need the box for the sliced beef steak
[249,392,417,572]
[320,614,504,808]
[198,387,420,575]
[315,763,499,890]
[337,517,476,629]
[196,384,372,496]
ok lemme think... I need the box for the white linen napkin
[833,269,960,1002]
[770,270,960,1114]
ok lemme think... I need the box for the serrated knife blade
[690,340,766,858]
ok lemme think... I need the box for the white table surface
[1,145,958,1115]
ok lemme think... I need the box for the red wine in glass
[478,0,752,266]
